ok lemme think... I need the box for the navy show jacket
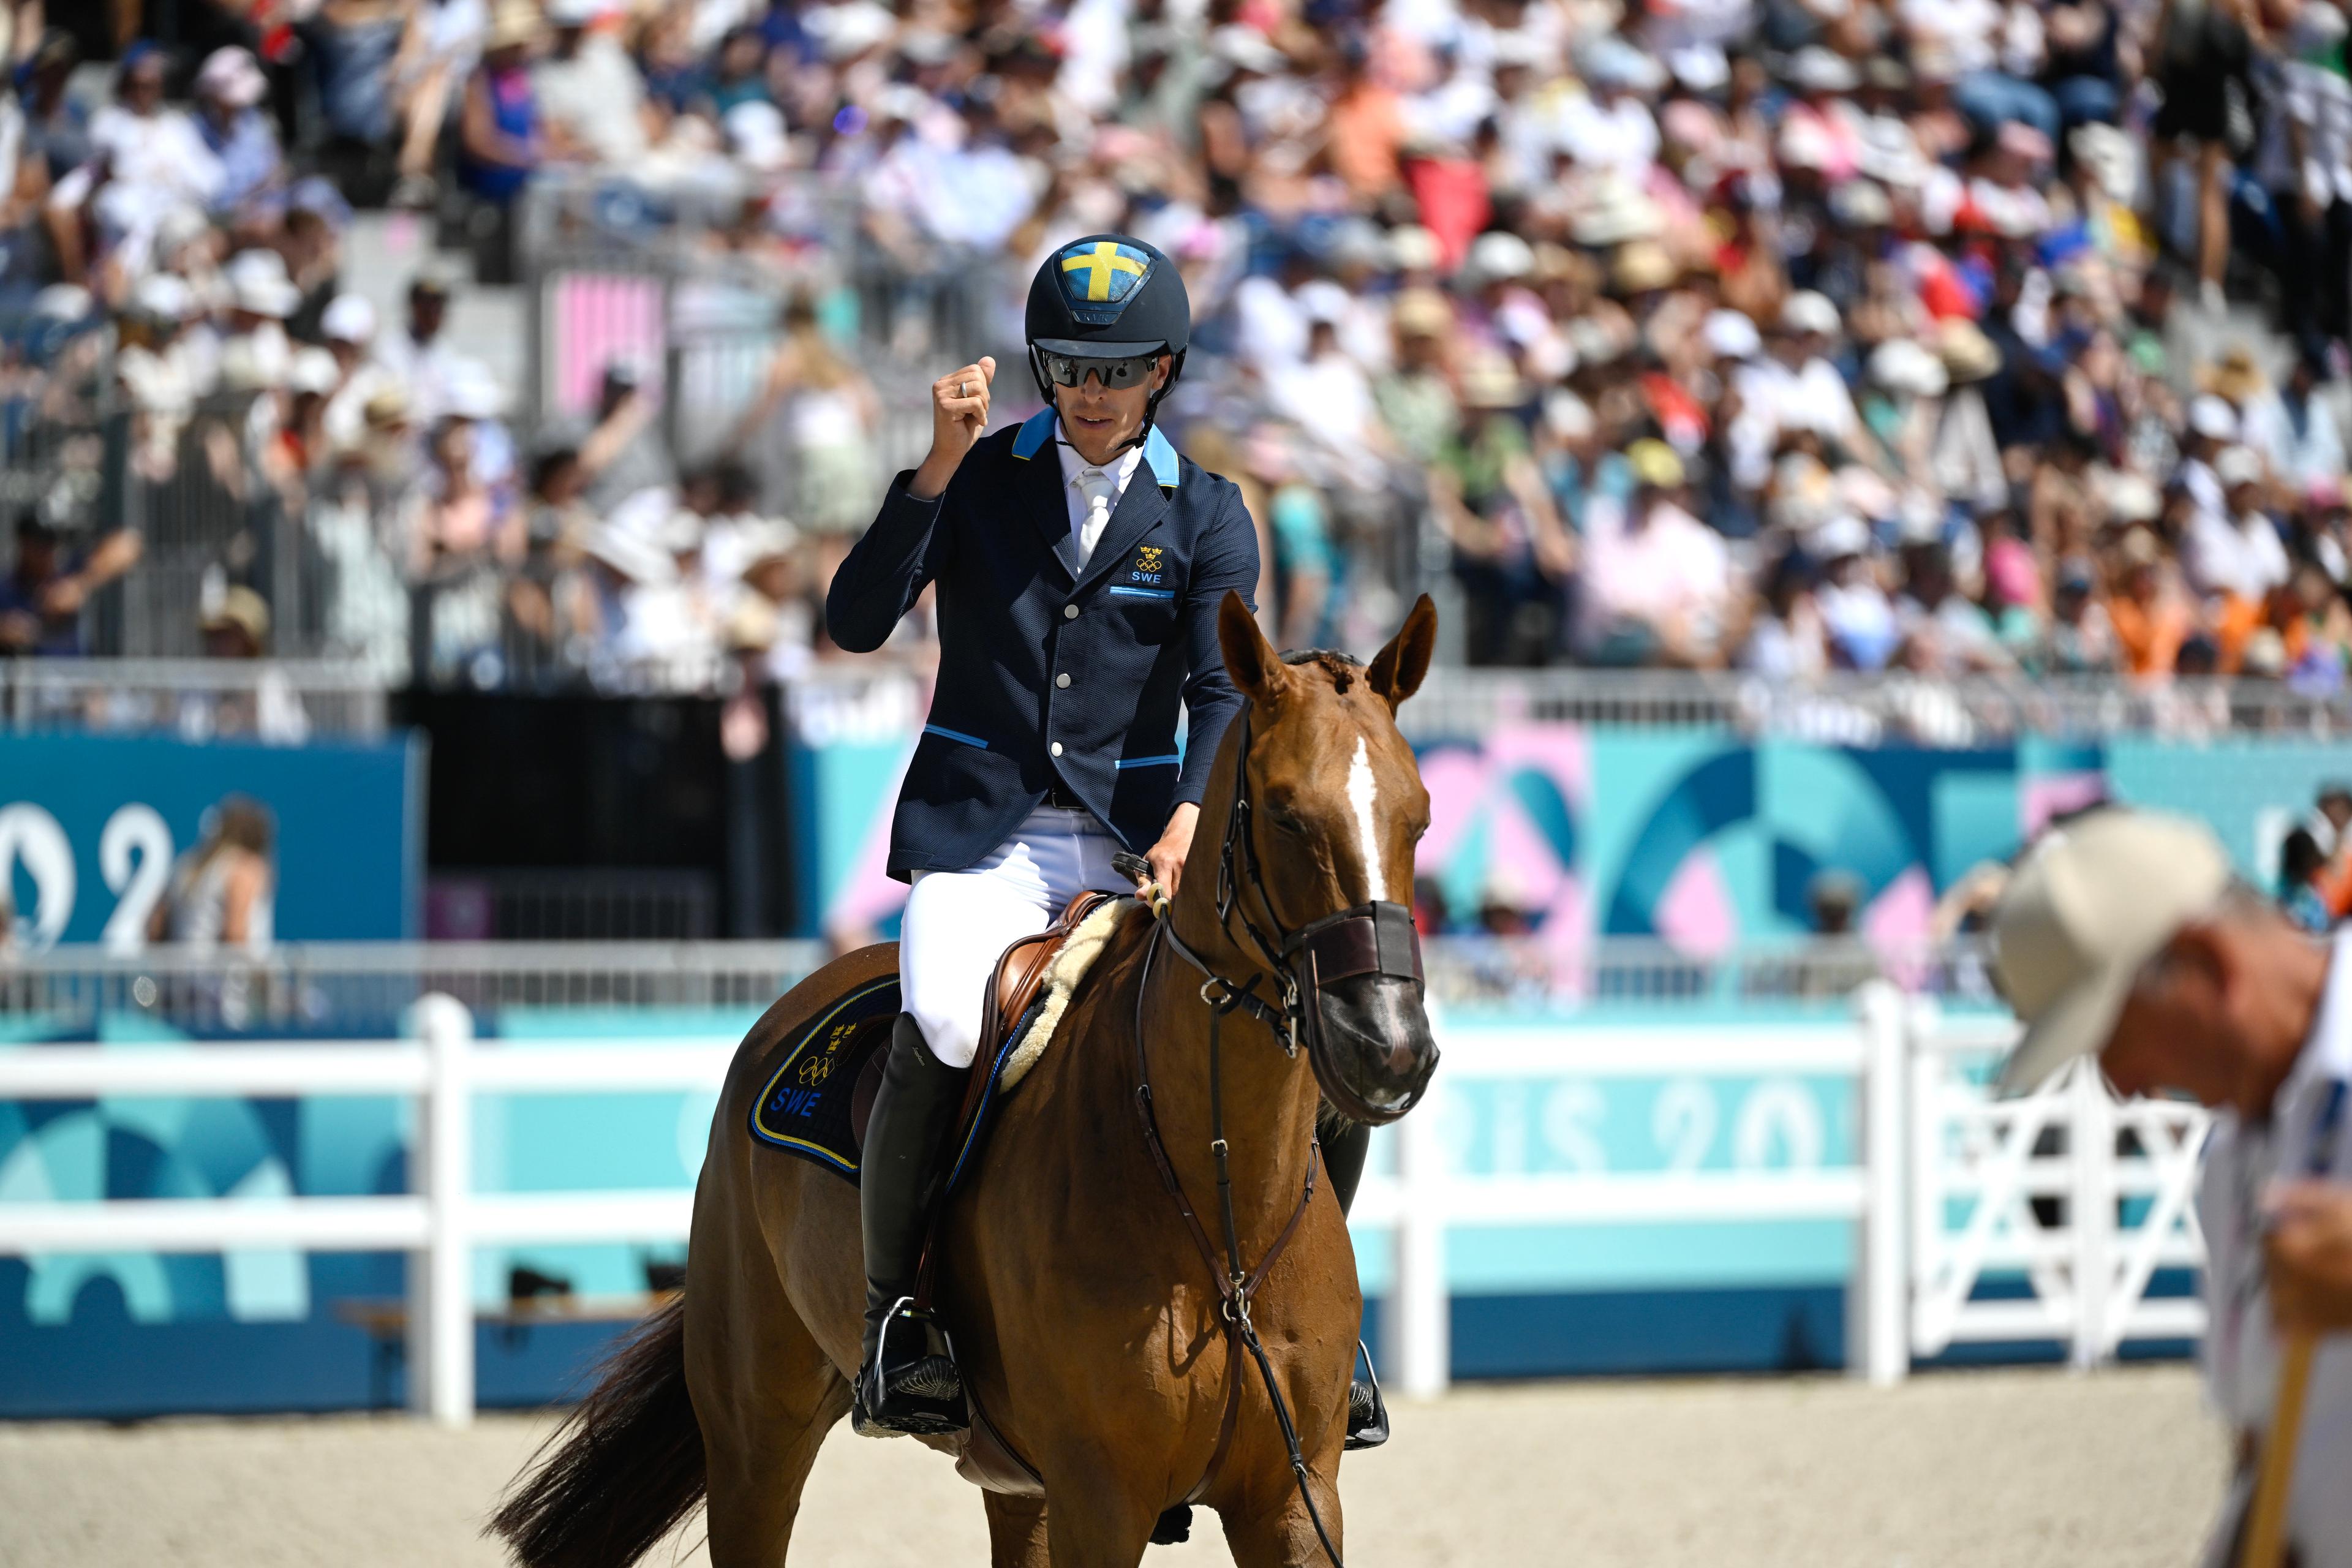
[824,409,1261,881]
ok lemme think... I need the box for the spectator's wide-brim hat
[1458,350,1526,410]
[1390,288,1452,339]
[737,520,803,578]
[1989,810,2231,1094]
[1570,176,1665,247]
[1936,320,2002,383]
[1610,240,1677,295]
[2201,345,2269,405]
[486,1,543,50]
[202,586,271,647]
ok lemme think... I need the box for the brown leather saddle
[849,888,1123,1155]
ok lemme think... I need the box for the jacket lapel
[1008,410,1077,577]
[1072,473,1169,598]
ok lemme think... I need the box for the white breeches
[899,805,1133,1068]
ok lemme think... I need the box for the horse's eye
[1265,805,1306,835]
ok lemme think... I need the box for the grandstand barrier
[0,981,2206,1419]
[17,655,2352,739]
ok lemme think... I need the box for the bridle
[1159,705,1431,1126]
[1120,704,1431,1568]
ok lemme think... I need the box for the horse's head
[1208,590,1440,1124]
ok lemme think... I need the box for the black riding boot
[1324,1120,1390,1451]
[853,1015,970,1436]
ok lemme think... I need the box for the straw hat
[1936,320,2002,383]
[2201,344,2269,405]
[1611,239,1678,295]
[1457,350,1527,410]
[202,587,272,650]
[1390,288,1452,339]
[486,1,543,51]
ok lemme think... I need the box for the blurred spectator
[150,793,275,953]
[192,47,282,215]
[458,4,544,217]
[725,294,878,539]
[0,518,143,655]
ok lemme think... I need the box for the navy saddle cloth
[747,973,1042,1190]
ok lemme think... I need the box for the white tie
[1073,467,1118,565]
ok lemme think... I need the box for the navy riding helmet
[1024,233,1191,448]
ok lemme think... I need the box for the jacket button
[1056,673,1071,688]
[1050,742,1064,757]
[1063,603,1079,620]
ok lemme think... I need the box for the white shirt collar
[1053,423,1145,492]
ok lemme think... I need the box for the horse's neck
[1118,747,1324,1248]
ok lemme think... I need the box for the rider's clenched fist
[910,356,997,500]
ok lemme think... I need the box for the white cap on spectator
[1386,225,1441,273]
[2105,473,2162,522]
[1544,389,1595,440]
[1869,337,1947,396]
[1583,36,1665,91]
[2215,445,2265,488]
[2187,394,2239,442]
[546,0,612,24]
[726,100,791,171]
[154,203,213,260]
[227,249,301,318]
[1779,290,1840,337]
[1571,176,1665,246]
[195,46,266,108]
[288,347,341,396]
[219,334,288,391]
[1468,231,1536,284]
[1703,309,1762,361]
[1812,514,1872,560]
[445,362,508,420]
[1667,44,1728,92]
[1830,180,1892,228]
[132,272,194,323]
[321,293,377,345]
[1791,45,1860,93]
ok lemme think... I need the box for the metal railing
[0,941,827,1035]
[0,657,391,741]
[1401,667,2352,742]
[1,937,1976,1035]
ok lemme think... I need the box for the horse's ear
[1368,594,1437,712]
[1218,590,1289,703]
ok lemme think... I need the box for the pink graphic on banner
[552,273,666,418]
[1653,848,1736,959]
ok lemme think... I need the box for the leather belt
[1044,781,1087,812]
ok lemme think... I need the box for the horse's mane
[1278,648,1364,692]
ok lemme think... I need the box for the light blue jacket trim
[1010,409,1058,460]
[1108,586,1175,601]
[922,723,988,748]
[1115,755,1181,770]
[1008,410,1179,490]
[1143,426,1180,489]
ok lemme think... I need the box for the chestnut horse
[492,592,1440,1567]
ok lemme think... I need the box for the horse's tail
[488,1292,706,1568]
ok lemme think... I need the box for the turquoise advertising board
[0,733,424,948]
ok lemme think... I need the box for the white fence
[0,984,2211,1423]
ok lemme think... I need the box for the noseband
[1164,706,1429,1126]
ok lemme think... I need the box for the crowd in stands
[18,0,2352,696]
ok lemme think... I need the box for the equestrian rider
[826,233,1385,1446]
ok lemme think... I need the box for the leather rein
[1121,707,1424,1567]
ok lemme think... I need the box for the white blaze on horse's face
[1346,734,1383,903]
